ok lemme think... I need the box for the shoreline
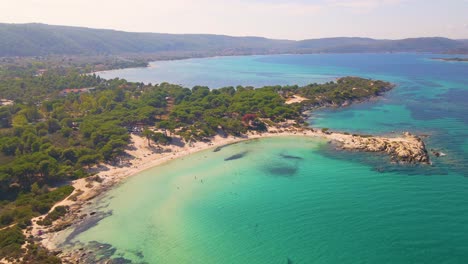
[432,57,468,63]
[28,130,323,252]
[27,127,430,261]
[93,52,468,75]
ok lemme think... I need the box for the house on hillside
[59,87,95,96]
[0,99,14,106]
[128,122,146,133]
[35,69,48,77]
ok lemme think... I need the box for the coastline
[26,125,431,262]
[28,130,322,252]
[432,57,468,63]
[93,53,468,76]
[92,53,468,79]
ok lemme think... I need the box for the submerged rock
[279,153,304,160]
[224,151,248,161]
[267,165,298,177]
[431,149,446,157]
[213,146,222,152]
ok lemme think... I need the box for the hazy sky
[1,0,467,39]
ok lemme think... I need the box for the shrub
[0,226,25,259]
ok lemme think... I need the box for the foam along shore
[27,126,430,260]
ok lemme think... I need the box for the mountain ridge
[1,23,467,57]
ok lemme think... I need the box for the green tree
[142,128,155,146]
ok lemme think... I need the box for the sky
[1,0,467,40]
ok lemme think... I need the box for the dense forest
[0,65,391,262]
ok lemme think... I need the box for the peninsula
[0,66,430,263]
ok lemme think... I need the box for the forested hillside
[1,23,467,57]
[0,23,289,57]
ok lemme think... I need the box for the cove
[66,53,468,263]
[56,137,468,263]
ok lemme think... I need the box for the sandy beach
[26,128,322,250]
[25,125,429,260]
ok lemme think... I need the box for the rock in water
[331,132,430,164]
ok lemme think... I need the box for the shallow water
[62,53,468,263]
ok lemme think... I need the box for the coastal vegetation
[0,57,148,101]
[0,64,393,262]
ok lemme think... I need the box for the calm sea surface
[61,54,467,263]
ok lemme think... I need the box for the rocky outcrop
[329,132,430,164]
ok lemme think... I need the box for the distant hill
[0,23,291,57]
[0,23,467,57]
[295,37,466,53]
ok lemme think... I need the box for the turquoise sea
[61,54,468,263]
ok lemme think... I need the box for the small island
[432,57,468,62]
[0,65,429,263]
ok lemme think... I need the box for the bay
[61,53,468,263]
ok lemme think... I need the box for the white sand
[27,127,418,253]
[285,95,309,104]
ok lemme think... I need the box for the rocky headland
[326,131,430,164]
